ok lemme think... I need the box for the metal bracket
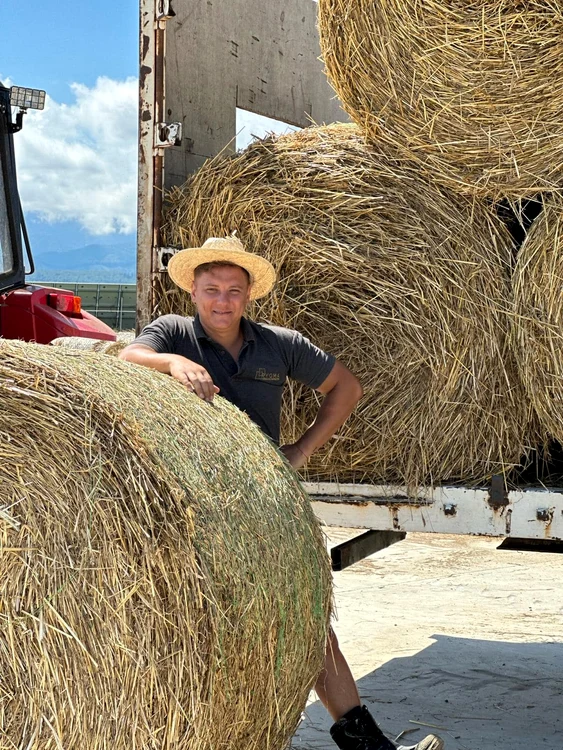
[331,529,406,571]
[155,122,182,148]
[536,507,555,524]
[499,537,563,553]
[156,0,175,20]
[488,474,509,509]
[9,111,25,133]
[157,247,180,272]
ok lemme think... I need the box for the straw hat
[167,236,276,300]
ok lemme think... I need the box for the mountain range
[29,240,136,283]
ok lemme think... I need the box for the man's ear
[190,281,197,303]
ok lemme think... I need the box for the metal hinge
[155,122,182,148]
[156,0,175,20]
[157,247,180,272]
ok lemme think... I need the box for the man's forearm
[119,345,219,401]
[296,381,362,458]
[119,345,174,374]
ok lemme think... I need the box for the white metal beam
[305,482,563,540]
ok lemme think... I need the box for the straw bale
[0,340,331,749]
[513,196,563,441]
[317,0,563,199]
[159,124,534,487]
[51,331,135,356]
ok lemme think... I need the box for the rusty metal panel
[307,482,563,541]
[162,0,346,190]
[137,0,157,332]
[137,0,346,325]
[137,0,179,330]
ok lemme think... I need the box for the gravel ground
[291,528,562,750]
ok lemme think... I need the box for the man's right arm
[118,344,219,401]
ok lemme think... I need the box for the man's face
[191,265,251,334]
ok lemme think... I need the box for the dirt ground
[291,528,562,750]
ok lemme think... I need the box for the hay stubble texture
[160,124,534,487]
[513,197,563,443]
[318,0,563,199]
[0,340,331,750]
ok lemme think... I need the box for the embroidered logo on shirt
[255,368,281,381]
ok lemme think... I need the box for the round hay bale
[51,335,109,351]
[51,331,135,356]
[160,124,533,487]
[0,340,331,749]
[317,0,563,199]
[513,197,563,441]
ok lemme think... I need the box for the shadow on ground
[291,635,563,750]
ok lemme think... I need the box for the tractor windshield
[0,84,25,294]
[0,158,15,276]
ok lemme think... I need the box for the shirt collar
[194,314,256,343]
[241,316,256,342]
[193,314,209,340]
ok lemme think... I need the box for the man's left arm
[281,360,363,470]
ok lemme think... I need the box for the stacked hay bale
[51,330,135,356]
[317,0,563,468]
[318,0,563,199]
[156,1,563,486]
[513,197,563,442]
[160,124,533,487]
[0,340,331,749]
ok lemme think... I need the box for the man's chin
[204,312,238,329]
[211,313,234,323]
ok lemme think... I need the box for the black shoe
[330,705,444,750]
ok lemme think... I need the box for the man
[119,236,443,750]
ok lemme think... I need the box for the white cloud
[8,77,302,235]
[13,77,138,235]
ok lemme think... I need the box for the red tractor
[0,84,116,344]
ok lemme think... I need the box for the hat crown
[202,236,246,253]
[166,234,276,300]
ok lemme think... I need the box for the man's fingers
[201,374,216,401]
[176,372,193,390]
[188,372,207,400]
[187,370,217,401]
[279,443,308,470]
[171,363,218,401]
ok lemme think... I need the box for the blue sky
[2,1,299,262]
[3,1,139,104]
[2,0,139,255]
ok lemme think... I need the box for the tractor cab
[0,84,115,343]
[0,84,29,296]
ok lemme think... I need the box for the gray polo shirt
[133,314,336,443]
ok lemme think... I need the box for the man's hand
[280,443,309,470]
[119,345,219,402]
[168,356,220,401]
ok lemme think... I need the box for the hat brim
[167,247,276,300]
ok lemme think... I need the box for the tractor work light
[10,86,45,111]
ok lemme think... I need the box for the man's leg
[314,629,444,750]
[315,628,361,720]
